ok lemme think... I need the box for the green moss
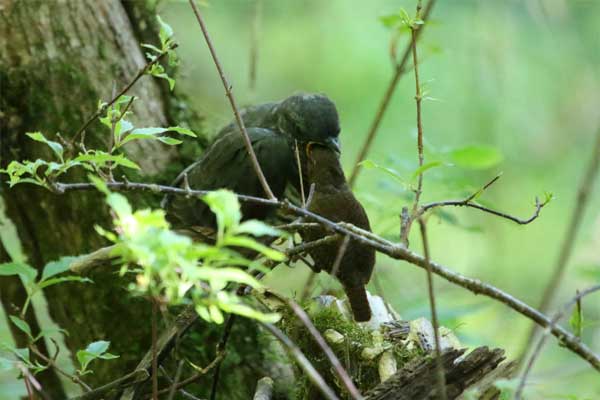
[279,302,425,399]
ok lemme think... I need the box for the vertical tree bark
[0,0,200,394]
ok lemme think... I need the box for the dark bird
[163,93,340,229]
[301,145,375,322]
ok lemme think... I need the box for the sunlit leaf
[359,159,407,186]
[235,220,284,237]
[156,15,174,47]
[569,300,583,338]
[9,316,33,339]
[0,262,38,285]
[25,132,64,162]
[448,145,503,170]
[41,256,79,281]
[411,160,445,180]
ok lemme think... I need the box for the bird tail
[344,285,371,322]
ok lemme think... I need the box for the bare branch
[70,43,177,148]
[208,314,236,400]
[253,376,273,400]
[188,0,275,200]
[416,174,548,225]
[261,323,340,400]
[417,219,447,400]
[348,0,437,187]
[286,298,362,399]
[515,285,600,400]
[519,125,600,364]
[29,345,92,392]
[53,180,600,371]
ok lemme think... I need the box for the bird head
[276,93,341,153]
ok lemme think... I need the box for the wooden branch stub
[365,347,506,400]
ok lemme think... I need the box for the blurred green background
[158,0,600,398]
[2,0,599,398]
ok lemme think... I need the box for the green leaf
[0,199,26,263]
[41,256,78,281]
[167,126,196,137]
[119,126,195,146]
[411,160,445,180]
[358,159,407,186]
[0,262,38,285]
[569,301,583,338]
[222,236,285,261]
[379,14,401,28]
[9,316,33,339]
[156,15,174,47]
[75,151,140,170]
[88,174,110,195]
[203,190,242,238]
[106,193,133,219]
[235,220,283,237]
[38,276,92,289]
[157,137,182,145]
[195,267,263,288]
[76,340,118,372]
[448,145,503,170]
[141,43,162,53]
[220,302,280,323]
[25,132,64,162]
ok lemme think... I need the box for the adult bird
[301,144,375,322]
[163,93,340,230]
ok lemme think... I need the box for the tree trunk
[0,0,200,395]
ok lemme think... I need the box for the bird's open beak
[306,137,341,159]
[324,136,341,154]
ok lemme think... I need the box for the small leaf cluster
[76,341,119,375]
[142,16,178,90]
[379,8,424,32]
[0,255,117,378]
[0,96,196,188]
[359,144,505,193]
[92,178,283,325]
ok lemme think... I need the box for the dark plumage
[164,93,340,229]
[301,145,375,322]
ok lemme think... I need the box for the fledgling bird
[301,145,375,322]
[163,93,340,229]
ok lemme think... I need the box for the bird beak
[324,136,341,154]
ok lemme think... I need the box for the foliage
[76,341,119,375]
[92,177,282,324]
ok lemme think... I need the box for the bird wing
[165,127,295,229]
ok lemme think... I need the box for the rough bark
[0,0,199,393]
[365,347,508,400]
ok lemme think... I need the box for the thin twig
[348,0,437,187]
[53,180,600,371]
[209,314,237,400]
[519,126,600,365]
[151,298,158,400]
[29,345,92,392]
[286,299,362,399]
[249,0,262,92]
[70,370,149,400]
[300,271,319,303]
[160,364,202,400]
[415,174,548,225]
[188,0,275,200]
[295,140,306,207]
[410,3,425,216]
[515,285,600,400]
[400,2,427,247]
[261,323,340,400]
[70,43,177,147]
[149,353,224,399]
[418,219,447,400]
